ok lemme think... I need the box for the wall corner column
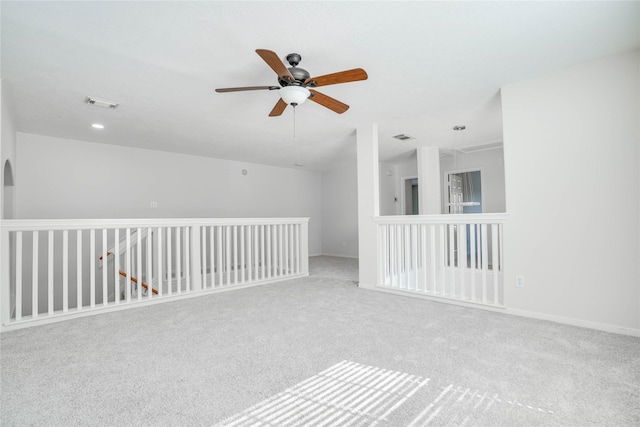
[356,124,380,289]
[417,146,441,214]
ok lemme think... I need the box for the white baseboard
[505,308,640,337]
[311,253,359,259]
[360,286,640,337]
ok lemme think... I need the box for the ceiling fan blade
[305,68,368,87]
[215,86,278,93]
[309,89,349,114]
[256,49,294,82]
[269,98,288,117]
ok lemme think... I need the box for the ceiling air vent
[85,96,119,109]
[392,134,414,141]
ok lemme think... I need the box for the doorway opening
[401,176,419,215]
[3,159,15,219]
[447,170,481,214]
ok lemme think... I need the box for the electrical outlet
[515,275,525,288]
[150,201,158,208]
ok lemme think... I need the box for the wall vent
[85,96,119,109]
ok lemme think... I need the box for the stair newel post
[190,225,202,292]
[0,226,11,328]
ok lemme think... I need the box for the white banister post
[300,220,309,276]
[1,226,11,328]
[190,226,202,292]
[357,123,380,289]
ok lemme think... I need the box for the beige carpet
[1,256,639,426]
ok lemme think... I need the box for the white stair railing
[374,214,508,308]
[0,218,309,331]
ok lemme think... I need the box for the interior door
[448,174,463,214]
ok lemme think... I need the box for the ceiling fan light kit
[216,49,368,116]
[279,85,310,107]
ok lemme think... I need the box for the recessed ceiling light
[453,125,466,131]
[92,123,104,129]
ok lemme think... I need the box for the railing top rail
[0,217,310,231]
[373,213,509,225]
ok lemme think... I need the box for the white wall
[15,133,323,255]
[440,147,506,213]
[501,49,640,333]
[379,162,398,216]
[1,80,17,219]
[321,164,358,258]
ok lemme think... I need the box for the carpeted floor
[1,255,639,426]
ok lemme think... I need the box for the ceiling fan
[215,49,368,116]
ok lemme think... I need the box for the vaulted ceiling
[2,1,638,171]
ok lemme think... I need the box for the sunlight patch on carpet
[213,360,429,427]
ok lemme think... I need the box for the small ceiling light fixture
[393,134,414,141]
[85,96,119,109]
[279,86,310,107]
[453,125,466,131]
[91,123,104,129]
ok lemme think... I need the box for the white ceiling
[2,1,638,171]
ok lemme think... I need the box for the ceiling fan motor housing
[277,53,311,87]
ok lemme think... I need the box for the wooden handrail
[119,270,158,295]
[100,251,158,295]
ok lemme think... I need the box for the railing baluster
[167,227,172,296]
[283,225,288,276]
[16,231,22,321]
[137,228,143,300]
[100,229,107,306]
[459,223,467,300]
[439,224,446,296]
[185,227,191,292]
[420,225,427,292]
[126,228,132,302]
[429,225,436,293]
[232,225,238,285]
[76,230,82,311]
[63,230,69,312]
[240,226,246,283]
[32,231,39,318]
[481,223,488,304]
[389,225,396,287]
[225,226,231,285]
[209,226,215,288]
[90,230,95,308]
[146,228,153,298]
[156,227,163,297]
[416,224,420,291]
[247,226,253,281]
[470,224,477,302]
[266,225,271,279]
[491,223,500,305]
[48,230,54,314]
[114,229,120,304]
[379,224,387,286]
[176,226,181,294]
[217,226,223,286]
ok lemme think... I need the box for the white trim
[360,285,640,337]
[505,308,640,338]
[0,217,310,232]
[314,253,358,259]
